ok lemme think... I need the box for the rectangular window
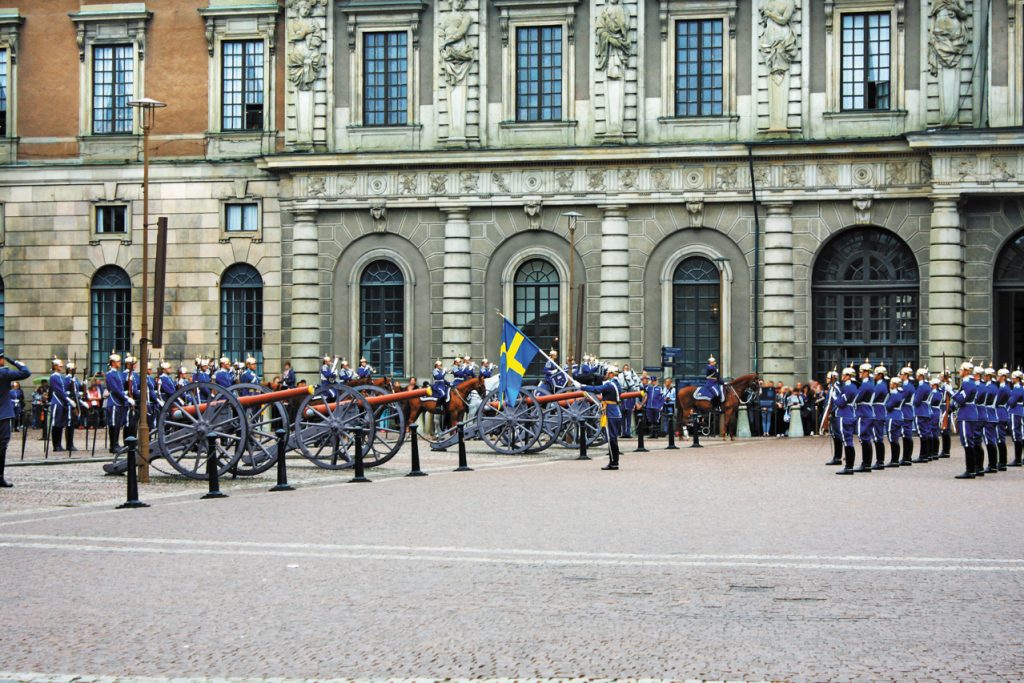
[225,203,259,232]
[675,19,724,117]
[96,205,127,234]
[841,12,891,111]
[222,40,265,131]
[93,44,134,134]
[516,26,562,122]
[363,31,408,127]
[0,48,7,137]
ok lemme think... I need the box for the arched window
[359,260,404,377]
[994,230,1024,368]
[514,259,559,380]
[812,227,919,378]
[221,264,263,376]
[91,266,132,374]
[672,256,722,379]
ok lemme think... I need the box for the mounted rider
[702,355,724,412]
[542,349,570,393]
[432,359,450,405]
[356,358,375,379]
[479,358,495,379]
[337,359,355,383]
[451,357,466,385]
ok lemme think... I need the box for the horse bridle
[727,381,761,406]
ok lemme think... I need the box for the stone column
[290,204,321,381]
[442,206,472,358]
[928,195,964,366]
[599,205,630,361]
[762,201,794,383]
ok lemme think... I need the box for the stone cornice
[906,128,1024,150]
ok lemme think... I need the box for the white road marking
[0,674,733,683]
[1,535,1022,573]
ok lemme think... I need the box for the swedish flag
[499,317,544,405]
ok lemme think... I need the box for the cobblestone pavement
[1,432,1023,682]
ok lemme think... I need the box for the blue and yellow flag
[498,317,544,405]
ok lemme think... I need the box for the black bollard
[270,428,294,492]
[116,437,149,509]
[455,422,473,471]
[666,421,679,450]
[349,430,371,483]
[690,421,703,448]
[634,417,649,453]
[202,435,228,499]
[577,430,591,460]
[407,423,427,477]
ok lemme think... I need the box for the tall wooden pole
[137,110,151,483]
[567,217,575,364]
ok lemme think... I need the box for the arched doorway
[90,266,132,375]
[995,230,1024,368]
[514,259,559,381]
[812,227,920,378]
[672,256,721,381]
[359,260,405,377]
[220,263,264,376]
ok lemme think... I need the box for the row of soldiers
[823,361,1024,478]
[46,353,267,454]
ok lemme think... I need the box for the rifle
[819,364,837,435]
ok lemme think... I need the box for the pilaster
[599,204,630,361]
[442,206,472,357]
[762,201,794,383]
[290,204,321,380]
[928,194,965,366]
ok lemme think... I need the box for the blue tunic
[214,368,234,388]
[0,360,31,420]
[702,363,722,400]
[432,368,450,401]
[282,368,297,388]
[580,381,622,419]
[356,366,373,379]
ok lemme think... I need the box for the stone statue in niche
[439,0,475,146]
[595,0,630,140]
[286,0,327,148]
[928,0,969,125]
[758,0,797,133]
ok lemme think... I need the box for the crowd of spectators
[750,379,826,437]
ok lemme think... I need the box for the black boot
[931,437,941,461]
[836,445,856,475]
[974,446,986,476]
[872,442,886,470]
[941,432,951,457]
[108,427,121,453]
[956,444,976,479]
[827,438,843,466]
[985,444,999,473]
[912,436,928,463]
[886,441,901,468]
[65,426,77,452]
[997,442,1008,471]
[1011,442,1023,467]
[902,437,914,465]
[0,446,10,487]
[856,442,873,472]
[52,427,63,453]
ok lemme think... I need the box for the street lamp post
[128,97,166,483]
[561,211,583,364]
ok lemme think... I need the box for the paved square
[1,437,1022,682]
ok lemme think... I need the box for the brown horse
[406,376,487,435]
[675,373,760,440]
[346,376,394,391]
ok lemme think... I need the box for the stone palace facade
[1,0,1023,383]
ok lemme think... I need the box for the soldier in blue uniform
[1009,370,1024,467]
[897,366,916,464]
[702,355,724,412]
[337,359,355,383]
[644,377,664,438]
[579,365,623,471]
[123,355,141,440]
[541,350,570,393]
[995,368,1011,470]
[215,357,235,389]
[432,360,450,405]
[853,361,876,473]
[158,362,177,404]
[927,376,945,460]
[883,377,905,468]
[938,370,955,457]
[143,362,160,430]
[478,358,495,379]
[822,371,843,465]
[105,354,129,453]
[871,365,889,468]
[239,357,259,385]
[463,356,477,378]
[282,361,297,389]
[912,368,934,463]
[980,366,1001,473]
[193,358,211,401]
[834,367,860,475]
[49,358,71,452]
[951,361,980,478]
[0,349,31,487]
[356,358,375,380]
[64,361,82,452]
[450,357,465,386]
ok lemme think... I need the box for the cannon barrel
[174,385,314,418]
[303,387,431,417]
[492,389,645,410]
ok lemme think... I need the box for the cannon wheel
[156,381,248,480]
[476,388,544,455]
[227,383,286,476]
[524,387,562,453]
[354,384,406,467]
[554,395,604,449]
[293,385,375,469]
